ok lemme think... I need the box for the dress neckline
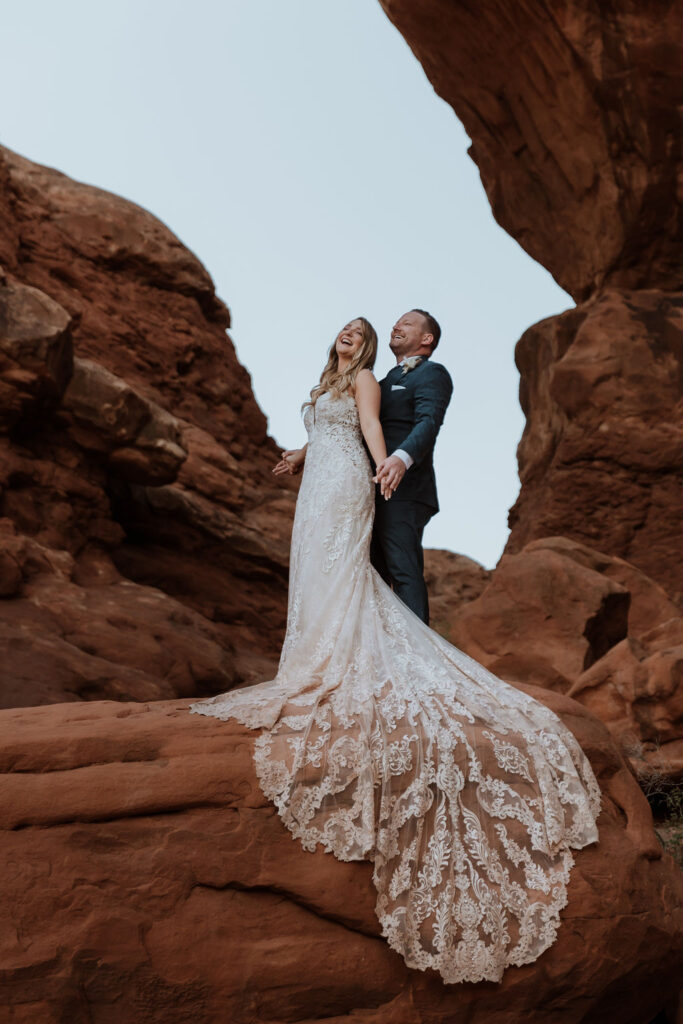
[316,391,356,405]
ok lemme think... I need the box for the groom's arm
[398,364,453,467]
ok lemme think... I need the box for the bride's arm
[354,369,387,470]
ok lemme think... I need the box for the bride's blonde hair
[305,317,378,409]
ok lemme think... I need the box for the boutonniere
[401,355,423,376]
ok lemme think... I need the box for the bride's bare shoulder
[351,368,379,400]
[354,368,378,387]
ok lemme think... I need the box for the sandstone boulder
[448,537,631,690]
[0,277,72,430]
[0,694,679,1023]
[569,617,683,780]
[62,356,188,485]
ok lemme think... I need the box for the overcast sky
[2,0,570,567]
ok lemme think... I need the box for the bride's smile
[336,319,365,362]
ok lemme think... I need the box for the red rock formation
[509,289,683,601]
[423,548,491,636]
[444,537,683,780]
[0,695,680,1023]
[380,0,682,302]
[570,616,683,775]
[379,0,683,600]
[0,145,297,706]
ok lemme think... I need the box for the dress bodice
[304,391,363,445]
[303,391,370,473]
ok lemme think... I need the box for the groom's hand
[376,455,406,496]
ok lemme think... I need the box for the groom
[372,309,453,624]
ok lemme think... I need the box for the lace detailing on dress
[190,391,601,984]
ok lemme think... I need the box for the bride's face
[335,319,364,361]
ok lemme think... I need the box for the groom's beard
[390,340,410,360]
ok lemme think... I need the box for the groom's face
[390,312,428,360]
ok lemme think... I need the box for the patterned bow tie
[401,356,423,376]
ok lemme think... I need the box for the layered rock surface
[379,0,683,599]
[379,0,682,302]
[509,288,683,600]
[0,145,296,706]
[1,695,680,1024]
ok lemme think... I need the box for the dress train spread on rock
[189,392,601,984]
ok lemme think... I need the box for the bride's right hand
[273,448,305,476]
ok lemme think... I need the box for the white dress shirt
[393,448,414,469]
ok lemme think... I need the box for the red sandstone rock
[0,517,240,709]
[63,357,188,485]
[423,548,491,637]
[569,617,683,777]
[378,4,683,602]
[0,695,679,1023]
[449,538,630,690]
[445,537,683,780]
[379,1,682,301]
[0,145,296,703]
[0,277,72,430]
[508,290,683,600]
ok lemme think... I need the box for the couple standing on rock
[190,309,601,985]
[274,309,452,626]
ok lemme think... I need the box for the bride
[189,316,601,985]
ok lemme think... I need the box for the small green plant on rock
[622,735,683,869]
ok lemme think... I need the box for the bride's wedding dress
[189,391,601,984]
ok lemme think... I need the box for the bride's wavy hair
[304,317,378,409]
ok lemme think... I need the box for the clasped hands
[274,449,405,500]
[374,454,406,500]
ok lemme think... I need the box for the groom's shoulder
[421,359,453,387]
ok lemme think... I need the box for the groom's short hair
[412,309,441,350]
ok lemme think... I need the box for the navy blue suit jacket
[378,358,453,513]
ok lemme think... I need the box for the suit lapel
[382,364,403,388]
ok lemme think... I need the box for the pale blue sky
[2,0,570,567]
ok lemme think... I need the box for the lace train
[190,392,601,984]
